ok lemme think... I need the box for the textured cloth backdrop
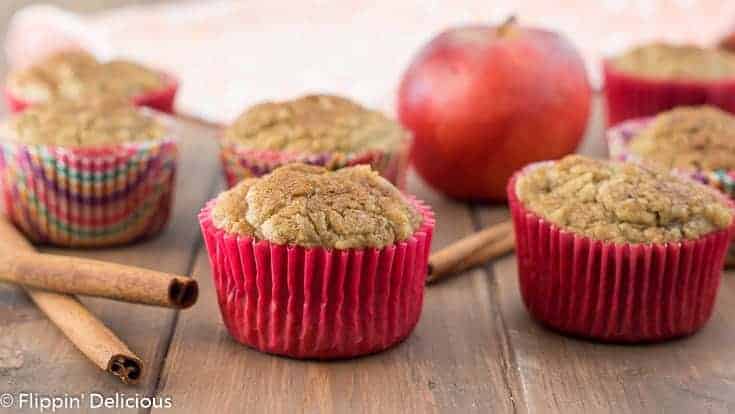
[6,0,735,123]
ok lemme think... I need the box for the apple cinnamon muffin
[0,98,178,247]
[604,43,735,125]
[515,155,733,243]
[200,163,434,359]
[5,50,176,113]
[625,106,735,171]
[612,43,735,80]
[220,94,410,189]
[9,98,165,147]
[509,155,735,342]
[212,163,421,249]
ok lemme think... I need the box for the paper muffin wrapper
[508,170,735,343]
[4,73,178,114]
[0,136,178,247]
[607,118,735,267]
[198,197,434,359]
[219,140,410,190]
[603,61,735,126]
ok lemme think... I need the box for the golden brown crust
[223,94,408,154]
[612,43,735,80]
[212,163,421,249]
[8,98,165,147]
[7,51,166,103]
[629,106,735,171]
[516,155,733,243]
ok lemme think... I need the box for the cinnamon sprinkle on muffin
[223,94,408,154]
[628,106,735,171]
[7,51,167,103]
[9,98,165,147]
[515,155,733,243]
[212,163,421,248]
[612,43,735,80]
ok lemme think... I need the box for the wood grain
[0,117,219,412]
[153,172,525,414]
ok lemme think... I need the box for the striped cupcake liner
[219,141,409,190]
[0,136,178,247]
[198,196,434,359]
[607,118,735,266]
[508,168,735,342]
[4,73,179,114]
[603,61,735,126]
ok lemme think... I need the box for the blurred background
[2,0,735,123]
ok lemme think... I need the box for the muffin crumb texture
[223,94,407,154]
[613,43,735,80]
[212,163,421,249]
[9,99,165,147]
[7,51,166,102]
[516,155,733,243]
[629,106,735,171]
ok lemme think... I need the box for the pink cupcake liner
[219,140,409,190]
[508,168,735,342]
[0,111,178,247]
[198,197,434,359]
[607,118,735,266]
[4,73,178,114]
[603,61,735,126]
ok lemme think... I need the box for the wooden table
[2,98,735,414]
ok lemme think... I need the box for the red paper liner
[4,73,178,114]
[508,168,735,342]
[219,139,409,190]
[198,197,434,359]
[603,60,735,126]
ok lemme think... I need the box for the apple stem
[497,15,517,37]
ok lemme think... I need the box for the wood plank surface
[153,172,524,414]
[0,118,219,413]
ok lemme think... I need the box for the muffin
[0,98,178,247]
[604,43,735,125]
[509,155,735,342]
[607,106,735,265]
[198,163,434,359]
[220,94,410,189]
[5,50,178,113]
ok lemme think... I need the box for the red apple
[719,31,735,52]
[398,17,591,201]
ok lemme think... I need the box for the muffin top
[612,43,735,80]
[7,51,166,102]
[223,94,408,154]
[515,155,733,243]
[212,163,422,249]
[83,60,168,98]
[7,98,165,147]
[628,106,735,171]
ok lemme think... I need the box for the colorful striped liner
[219,140,409,190]
[0,123,178,247]
[607,117,735,198]
[607,117,735,266]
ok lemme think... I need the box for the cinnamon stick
[0,219,198,309]
[0,216,143,384]
[427,220,516,284]
[26,289,143,384]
